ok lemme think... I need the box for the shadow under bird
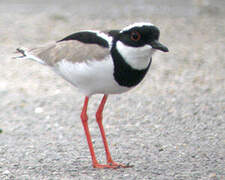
[15,22,169,168]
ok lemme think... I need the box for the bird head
[117,22,168,52]
[110,22,169,70]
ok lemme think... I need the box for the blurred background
[0,0,225,179]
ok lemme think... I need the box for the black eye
[130,31,141,41]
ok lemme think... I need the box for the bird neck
[110,40,152,88]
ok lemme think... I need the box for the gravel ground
[0,0,225,179]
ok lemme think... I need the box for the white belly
[53,56,130,96]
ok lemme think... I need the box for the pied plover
[16,22,168,168]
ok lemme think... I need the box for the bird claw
[93,161,133,169]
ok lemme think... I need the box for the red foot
[93,161,133,169]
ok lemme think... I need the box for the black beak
[149,40,169,52]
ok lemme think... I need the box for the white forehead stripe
[120,22,154,33]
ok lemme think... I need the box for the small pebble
[2,170,10,175]
[35,107,43,114]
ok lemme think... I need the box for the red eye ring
[130,31,141,41]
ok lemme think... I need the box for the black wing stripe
[58,31,109,48]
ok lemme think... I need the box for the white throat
[116,41,155,70]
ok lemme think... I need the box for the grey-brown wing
[29,40,110,66]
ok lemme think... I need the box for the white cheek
[116,41,154,70]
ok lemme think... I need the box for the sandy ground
[0,0,225,179]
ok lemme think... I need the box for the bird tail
[13,47,46,65]
[14,48,28,58]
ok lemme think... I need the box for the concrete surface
[0,0,225,179]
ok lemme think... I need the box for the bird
[15,22,169,169]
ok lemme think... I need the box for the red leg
[80,96,99,166]
[81,96,132,168]
[81,96,119,168]
[95,95,132,168]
